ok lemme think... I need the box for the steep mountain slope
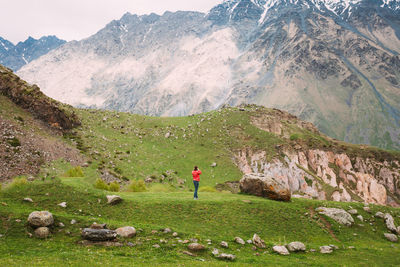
[17,0,400,150]
[0,36,65,71]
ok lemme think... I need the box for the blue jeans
[193,180,199,199]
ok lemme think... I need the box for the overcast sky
[0,0,222,44]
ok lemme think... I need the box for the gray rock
[23,198,33,203]
[59,222,65,228]
[273,245,290,255]
[218,253,236,260]
[287,241,306,252]
[234,237,245,245]
[240,173,291,201]
[375,212,385,219]
[384,233,398,242]
[347,209,358,215]
[116,226,136,238]
[34,227,50,239]
[252,234,266,248]
[153,244,160,248]
[320,246,333,254]
[70,219,77,225]
[384,213,398,233]
[246,239,252,244]
[28,211,54,228]
[188,243,206,251]
[316,207,354,226]
[81,228,117,241]
[329,244,339,250]
[210,162,217,167]
[182,250,196,256]
[106,195,122,205]
[357,215,363,222]
[220,241,229,248]
[172,232,179,237]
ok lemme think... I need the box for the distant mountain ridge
[0,36,66,71]
[17,0,400,150]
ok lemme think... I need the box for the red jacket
[192,170,202,181]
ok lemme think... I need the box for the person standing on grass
[192,166,201,200]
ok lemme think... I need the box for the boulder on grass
[287,241,306,252]
[34,227,50,239]
[320,246,333,254]
[252,234,266,248]
[188,243,206,251]
[384,213,398,234]
[234,237,245,245]
[273,245,290,255]
[116,226,136,238]
[384,233,398,242]
[106,195,122,205]
[81,228,117,241]
[239,173,291,201]
[316,207,354,226]
[28,211,54,228]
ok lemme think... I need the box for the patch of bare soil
[0,116,84,181]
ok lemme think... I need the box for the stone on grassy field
[287,242,306,252]
[28,211,54,228]
[273,245,290,255]
[81,228,117,241]
[320,246,333,254]
[163,228,172,233]
[348,209,358,215]
[218,253,236,261]
[329,244,339,250]
[182,251,196,257]
[252,234,266,248]
[316,207,354,226]
[23,198,33,203]
[106,195,122,205]
[363,206,371,213]
[90,223,107,229]
[210,162,217,167]
[384,214,398,233]
[239,173,291,201]
[188,243,206,251]
[375,212,385,219]
[59,222,65,227]
[384,233,398,242]
[34,227,50,239]
[357,215,363,222]
[246,239,252,244]
[58,202,67,208]
[71,219,77,225]
[212,248,220,256]
[234,237,245,245]
[220,241,228,248]
[153,244,160,248]
[172,232,178,237]
[116,226,136,238]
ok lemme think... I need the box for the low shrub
[290,134,300,141]
[108,181,120,192]
[94,179,109,190]
[8,177,28,189]
[127,180,147,192]
[64,166,84,177]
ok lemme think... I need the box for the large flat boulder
[27,211,54,228]
[81,228,117,241]
[316,207,354,226]
[239,173,291,201]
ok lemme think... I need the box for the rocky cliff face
[235,109,400,206]
[17,0,400,150]
[0,36,66,71]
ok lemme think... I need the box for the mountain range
[0,35,66,71]
[16,0,400,150]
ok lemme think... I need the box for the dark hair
[194,166,198,171]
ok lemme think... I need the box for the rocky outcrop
[239,173,291,201]
[235,145,400,206]
[0,64,80,130]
